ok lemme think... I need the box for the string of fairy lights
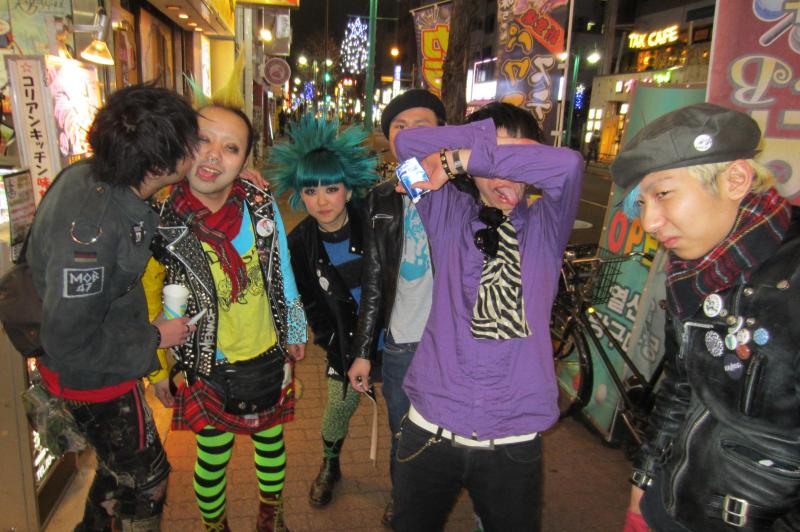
[340,16,369,75]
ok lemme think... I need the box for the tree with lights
[340,17,369,75]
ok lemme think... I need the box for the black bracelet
[452,149,466,174]
[152,325,162,348]
[439,148,457,180]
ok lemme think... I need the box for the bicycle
[550,244,662,447]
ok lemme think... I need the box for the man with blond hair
[614,103,800,532]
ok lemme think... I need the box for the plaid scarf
[171,180,249,302]
[666,189,791,319]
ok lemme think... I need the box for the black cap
[611,103,761,192]
[380,89,446,139]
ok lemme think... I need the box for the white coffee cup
[162,284,190,319]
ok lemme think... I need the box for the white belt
[408,405,538,449]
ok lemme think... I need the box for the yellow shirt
[202,210,277,362]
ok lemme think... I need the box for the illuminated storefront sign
[628,25,679,49]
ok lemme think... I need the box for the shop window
[693,26,712,43]
[475,59,495,82]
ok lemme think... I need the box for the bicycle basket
[590,248,626,305]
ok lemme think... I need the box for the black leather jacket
[351,181,404,359]
[288,203,377,379]
[637,208,800,531]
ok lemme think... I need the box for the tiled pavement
[46,350,631,532]
[45,193,631,532]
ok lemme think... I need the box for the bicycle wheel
[553,328,593,418]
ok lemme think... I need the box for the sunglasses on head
[473,205,506,258]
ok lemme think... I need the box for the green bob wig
[267,114,379,210]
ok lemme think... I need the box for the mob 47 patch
[63,267,104,298]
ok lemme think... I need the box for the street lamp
[259,28,273,42]
[298,55,308,66]
[586,50,601,64]
[390,46,399,58]
[325,58,333,67]
[294,77,301,85]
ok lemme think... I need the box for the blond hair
[686,159,774,194]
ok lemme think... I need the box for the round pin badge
[704,330,725,358]
[724,333,739,351]
[693,134,713,152]
[256,219,274,237]
[727,316,745,334]
[735,344,751,361]
[723,354,745,380]
[753,327,770,346]
[703,294,724,318]
[736,328,751,346]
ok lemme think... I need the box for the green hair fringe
[267,114,379,210]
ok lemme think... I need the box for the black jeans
[68,383,170,531]
[391,417,542,532]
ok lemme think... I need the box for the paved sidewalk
[157,344,477,532]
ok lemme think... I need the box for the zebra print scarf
[471,219,531,340]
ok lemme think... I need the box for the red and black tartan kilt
[172,376,295,435]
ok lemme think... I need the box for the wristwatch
[452,149,466,174]
[630,469,654,490]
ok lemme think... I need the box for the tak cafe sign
[628,25,679,49]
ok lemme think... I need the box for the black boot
[309,439,343,507]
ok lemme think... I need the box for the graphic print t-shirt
[388,196,433,343]
[202,207,277,362]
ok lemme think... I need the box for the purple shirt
[395,119,584,439]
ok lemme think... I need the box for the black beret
[611,103,761,192]
[381,89,446,139]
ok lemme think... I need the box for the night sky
[290,0,413,77]
[292,0,372,58]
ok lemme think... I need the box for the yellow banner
[237,0,299,6]
[411,2,451,97]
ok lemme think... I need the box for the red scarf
[666,189,791,319]
[171,180,249,302]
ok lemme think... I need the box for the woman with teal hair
[269,115,381,508]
